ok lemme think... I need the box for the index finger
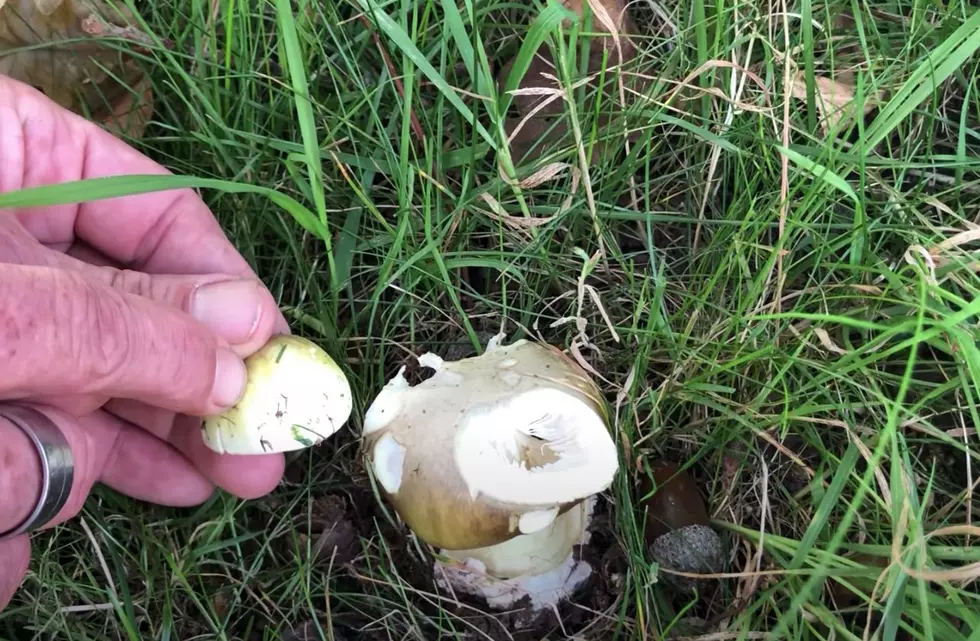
[0,77,257,278]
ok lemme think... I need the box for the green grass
[3,0,980,639]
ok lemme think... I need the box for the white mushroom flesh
[442,496,589,578]
[454,386,619,505]
[518,507,560,534]
[373,432,407,494]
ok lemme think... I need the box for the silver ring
[0,404,74,541]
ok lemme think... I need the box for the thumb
[0,537,30,611]
[0,263,245,416]
[85,267,287,358]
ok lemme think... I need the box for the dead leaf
[562,0,632,38]
[930,228,980,256]
[789,70,878,133]
[307,494,360,566]
[479,161,582,231]
[496,0,644,166]
[0,0,154,138]
[813,327,848,355]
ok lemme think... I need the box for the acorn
[638,462,726,594]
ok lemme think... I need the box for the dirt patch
[304,494,361,566]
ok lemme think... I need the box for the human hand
[0,76,291,608]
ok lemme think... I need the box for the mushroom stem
[434,497,597,610]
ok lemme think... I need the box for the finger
[0,264,245,416]
[65,239,120,268]
[0,228,162,416]
[169,413,285,500]
[0,415,42,536]
[25,394,108,416]
[94,410,215,505]
[0,401,37,609]
[0,213,70,268]
[1,215,116,272]
[0,404,221,608]
[0,537,30,611]
[87,268,285,354]
[102,402,287,499]
[0,218,283,427]
[1,214,116,276]
[1,216,282,354]
[2,78,278,281]
[101,400,286,498]
[54,409,215,516]
[0,406,214,542]
[0,222,109,416]
[100,397,177,441]
[1,78,290,338]
[101,399,286,499]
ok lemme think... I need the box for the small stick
[358,13,426,144]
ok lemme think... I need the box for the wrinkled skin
[0,76,290,610]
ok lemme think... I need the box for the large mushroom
[360,334,620,611]
[201,334,353,455]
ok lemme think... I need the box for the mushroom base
[432,497,596,611]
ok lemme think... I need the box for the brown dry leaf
[789,70,878,133]
[479,161,582,230]
[813,327,847,355]
[930,228,980,256]
[497,0,644,166]
[563,0,633,38]
[0,0,153,138]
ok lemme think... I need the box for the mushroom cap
[361,337,619,550]
[202,334,352,455]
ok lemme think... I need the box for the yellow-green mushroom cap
[202,335,352,455]
[361,335,619,551]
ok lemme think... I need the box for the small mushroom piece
[201,335,353,455]
[361,334,620,611]
[639,463,726,594]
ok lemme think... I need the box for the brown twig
[358,13,426,145]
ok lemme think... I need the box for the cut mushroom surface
[454,386,619,506]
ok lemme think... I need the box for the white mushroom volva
[361,334,620,610]
[202,334,353,455]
